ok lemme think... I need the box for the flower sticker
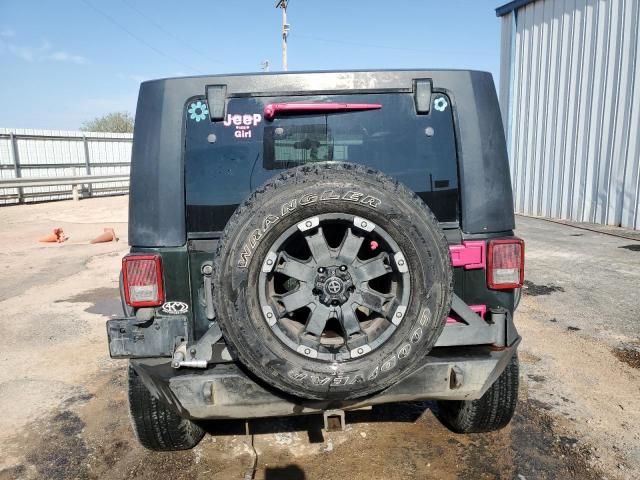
[188,101,209,122]
[433,96,448,112]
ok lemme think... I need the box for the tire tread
[127,364,205,451]
[436,354,519,433]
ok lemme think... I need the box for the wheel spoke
[305,228,332,264]
[352,287,394,315]
[275,252,316,283]
[340,304,363,337]
[336,228,364,265]
[354,253,391,282]
[276,286,314,314]
[303,304,331,337]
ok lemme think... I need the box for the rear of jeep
[108,70,523,451]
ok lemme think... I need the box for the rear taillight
[487,239,525,289]
[122,254,164,307]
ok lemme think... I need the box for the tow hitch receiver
[323,410,346,432]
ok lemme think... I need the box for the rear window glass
[185,93,459,232]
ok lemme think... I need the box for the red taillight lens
[487,239,525,289]
[122,254,164,307]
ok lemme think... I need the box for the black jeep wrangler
[109,70,524,451]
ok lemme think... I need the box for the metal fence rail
[0,128,132,204]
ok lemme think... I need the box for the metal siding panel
[583,0,609,223]
[532,0,552,215]
[515,4,534,213]
[621,0,640,229]
[509,12,524,198]
[561,0,584,219]
[541,0,563,218]
[550,0,572,218]
[572,0,598,221]
[500,13,514,125]
[597,0,623,225]
[523,1,544,215]
[610,0,639,226]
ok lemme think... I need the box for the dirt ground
[0,196,638,480]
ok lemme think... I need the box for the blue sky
[0,0,504,130]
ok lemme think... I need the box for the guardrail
[0,175,130,201]
[0,128,132,204]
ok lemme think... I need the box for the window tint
[185,93,459,232]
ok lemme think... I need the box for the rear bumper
[130,338,520,420]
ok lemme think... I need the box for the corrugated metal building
[497,0,640,229]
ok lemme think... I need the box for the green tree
[80,111,134,133]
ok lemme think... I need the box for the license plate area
[107,317,188,358]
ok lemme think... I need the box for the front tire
[127,364,205,451]
[436,354,519,433]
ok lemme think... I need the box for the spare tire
[213,162,452,400]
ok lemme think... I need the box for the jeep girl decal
[223,113,263,139]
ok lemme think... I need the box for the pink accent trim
[446,304,487,324]
[263,102,382,120]
[449,240,486,270]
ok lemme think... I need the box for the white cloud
[7,43,39,62]
[47,50,87,64]
[117,72,148,83]
[0,35,87,65]
[0,28,15,38]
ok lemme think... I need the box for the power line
[121,0,232,68]
[80,0,202,74]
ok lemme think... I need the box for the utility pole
[276,0,289,71]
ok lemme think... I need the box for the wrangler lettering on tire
[214,162,453,400]
[237,190,381,268]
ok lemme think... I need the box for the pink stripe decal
[264,102,382,120]
[449,240,486,270]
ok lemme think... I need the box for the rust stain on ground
[613,347,640,369]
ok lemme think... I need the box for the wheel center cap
[315,266,354,306]
[325,277,344,295]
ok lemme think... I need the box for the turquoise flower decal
[433,97,448,112]
[188,101,209,122]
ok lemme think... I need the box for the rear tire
[436,354,519,433]
[127,364,205,451]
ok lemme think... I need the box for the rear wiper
[263,102,382,121]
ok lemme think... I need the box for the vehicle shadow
[264,464,306,480]
[199,400,435,444]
